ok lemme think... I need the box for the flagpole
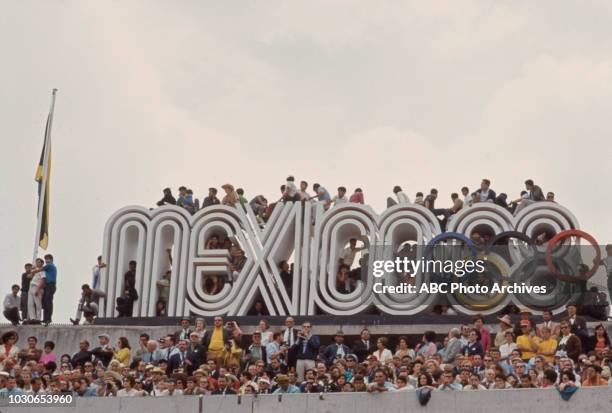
[33,89,58,262]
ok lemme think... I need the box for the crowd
[155,178,555,231]
[0,304,610,399]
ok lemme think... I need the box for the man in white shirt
[28,258,45,321]
[298,181,311,201]
[461,186,473,207]
[339,238,365,268]
[3,285,21,325]
[283,176,299,202]
[117,377,138,397]
[331,186,348,206]
[393,186,410,204]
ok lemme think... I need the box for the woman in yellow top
[535,326,557,363]
[112,337,131,366]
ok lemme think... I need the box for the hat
[554,350,567,358]
[194,369,206,376]
[98,333,110,340]
[189,331,199,337]
[519,307,532,314]
[258,377,270,385]
[151,367,164,374]
[345,354,357,361]
[335,330,344,337]
[520,320,531,327]
[145,364,155,370]
[0,372,9,377]
[180,317,191,323]
[276,374,289,382]
[104,371,122,381]
[222,184,234,191]
[497,315,513,325]
[1,331,18,344]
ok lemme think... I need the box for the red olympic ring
[545,229,601,282]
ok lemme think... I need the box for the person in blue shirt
[0,377,24,397]
[311,184,331,210]
[30,254,57,325]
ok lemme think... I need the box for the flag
[35,114,52,249]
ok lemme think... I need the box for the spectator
[352,328,374,362]
[464,329,484,358]
[177,187,196,213]
[473,315,491,352]
[292,321,320,382]
[116,285,138,317]
[338,238,366,269]
[588,323,611,352]
[273,374,300,393]
[424,189,438,210]
[461,186,473,207]
[202,188,221,208]
[20,263,33,321]
[28,258,45,322]
[298,181,310,201]
[514,179,545,214]
[582,365,608,387]
[323,331,351,366]
[372,337,392,364]
[495,314,514,348]
[155,270,171,308]
[40,340,57,365]
[236,188,248,208]
[156,188,176,207]
[499,331,517,360]
[0,331,19,371]
[3,284,21,325]
[221,184,239,207]
[332,186,348,206]
[123,260,137,290]
[546,192,556,202]
[535,326,557,363]
[442,328,463,364]
[349,188,364,204]
[536,310,560,338]
[282,176,300,202]
[176,317,193,341]
[414,192,424,206]
[335,264,353,294]
[416,331,437,357]
[112,337,131,366]
[71,340,92,368]
[557,320,582,363]
[71,284,106,325]
[258,319,273,345]
[202,316,232,365]
[472,179,496,203]
[311,184,331,210]
[516,320,536,362]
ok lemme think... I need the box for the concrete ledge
[2,387,611,413]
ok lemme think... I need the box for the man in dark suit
[352,328,374,362]
[563,303,588,349]
[186,332,205,374]
[472,179,496,203]
[323,331,351,366]
[291,321,320,382]
[211,375,236,395]
[176,318,193,341]
[167,339,189,375]
[282,317,299,369]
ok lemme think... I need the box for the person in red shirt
[473,314,491,353]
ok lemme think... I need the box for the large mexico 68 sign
[98,201,587,318]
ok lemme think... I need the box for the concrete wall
[3,387,611,413]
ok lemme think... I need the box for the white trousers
[28,289,43,320]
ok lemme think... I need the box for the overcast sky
[1,1,611,323]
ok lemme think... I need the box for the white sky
[1,1,611,322]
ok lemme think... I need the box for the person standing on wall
[30,254,57,325]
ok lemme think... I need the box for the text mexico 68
[2,394,75,408]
